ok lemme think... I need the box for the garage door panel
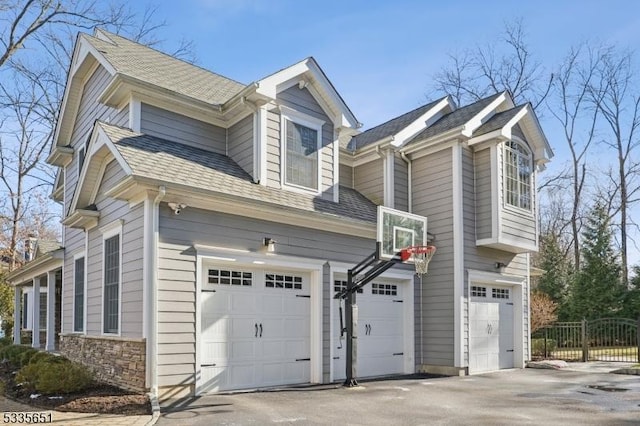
[200,267,311,392]
[469,287,515,374]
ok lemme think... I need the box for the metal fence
[532,318,639,363]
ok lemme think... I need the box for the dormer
[251,58,360,202]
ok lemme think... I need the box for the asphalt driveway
[157,366,640,425]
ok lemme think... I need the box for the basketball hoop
[401,245,436,275]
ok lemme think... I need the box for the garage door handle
[255,323,258,337]
[259,323,263,338]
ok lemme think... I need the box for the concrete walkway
[0,396,154,425]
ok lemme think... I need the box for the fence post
[544,327,548,358]
[637,317,639,364]
[581,319,588,362]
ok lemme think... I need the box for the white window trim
[501,138,533,215]
[100,220,123,336]
[279,106,325,195]
[72,251,86,333]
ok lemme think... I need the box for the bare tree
[0,1,195,272]
[592,49,640,286]
[432,19,552,108]
[546,44,605,270]
[530,291,558,333]
[0,74,54,270]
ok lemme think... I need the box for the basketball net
[406,246,436,275]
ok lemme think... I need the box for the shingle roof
[473,105,526,137]
[87,30,246,105]
[347,97,446,151]
[98,122,377,224]
[35,240,62,257]
[406,93,503,145]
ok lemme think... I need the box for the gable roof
[406,93,503,144]
[347,97,448,151]
[95,122,376,224]
[473,105,527,137]
[87,30,246,106]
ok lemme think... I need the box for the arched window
[503,140,532,211]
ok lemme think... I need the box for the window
[492,288,510,299]
[208,269,252,286]
[22,293,28,328]
[103,234,120,334]
[280,107,324,192]
[39,293,47,330]
[74,256,85,332]
[334,280,363,294]
[265,273,303,290]
[371,283,398,296]
[471,286,487,298]
[77,142,87,179]
[285,120,319,190]
[503,140,532,211]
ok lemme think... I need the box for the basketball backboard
[377,206,427,260]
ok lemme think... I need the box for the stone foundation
[60,334,146,392]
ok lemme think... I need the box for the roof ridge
[357,96,448,135]
[91,28,247,90]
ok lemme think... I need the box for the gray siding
[140,103,226,154]
[497,142,537,245]
[272,86,336,201]
[394,153,408,212]
[227,114,254,176]
[474,148,492,240]
[157,207,375,387]
[354,159,383,205]
[464,145,531,363]
[266,109,281,188]
[62,64,127,333]
[411,148,454,366]
[339,163,353,188]
[85,161,144,337]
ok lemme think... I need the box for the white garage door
[200,267,311,393]
[333,279,405,380]
[469,285,514,374]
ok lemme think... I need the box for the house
[9,29,552,399]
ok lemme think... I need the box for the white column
[32,277,40,349]
[13,286,21,345]
[46,271,56,351]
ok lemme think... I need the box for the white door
[200,267,311,392]
[333,279,405,380]
[469,285,514,374]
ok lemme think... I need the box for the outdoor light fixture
[263,237,276,253]
[495,262,506,272]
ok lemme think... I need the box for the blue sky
[124,1,640,263]
[142,0,640,134]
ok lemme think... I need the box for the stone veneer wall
[60,334,146,392]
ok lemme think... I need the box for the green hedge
[531,338,557,357]
[1,344,94,394]
[17,359,93,394]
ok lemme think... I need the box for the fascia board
[116,176,376,239]
[401,128,462,156]
[53,35,117,149]
[461,92,509,137]
[68,124,133,213]
[391,96,455,148]
[6,253,63,285]
[256,59,311,98]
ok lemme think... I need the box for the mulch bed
[0,366,151,415]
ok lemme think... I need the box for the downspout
[150,186,166,396]
[400,151,412,213]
